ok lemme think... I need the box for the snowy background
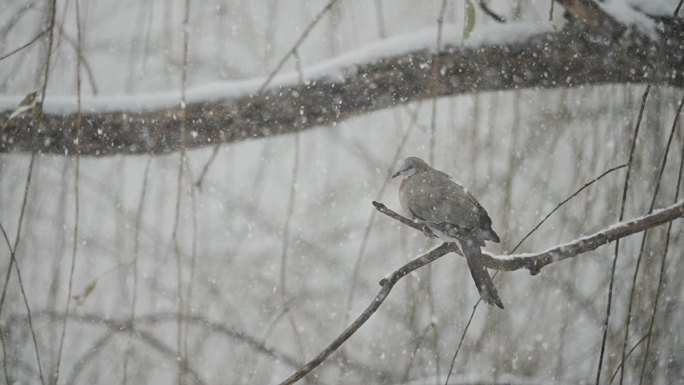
[0,0,682,384]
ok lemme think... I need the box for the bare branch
[278,199,683,384]
[374,199,684,274]
[371,201,435,236]
[476,0,506,23]
[9,310,306,373]
[482,200,683,273]
[0,29,48,62]
[510,163,627,253]
[279,243,455,385]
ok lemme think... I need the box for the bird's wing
[405,170,482,230]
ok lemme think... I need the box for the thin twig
[511,163,627,253]
[0,150,43,385]
[12,310,306,378]
[122,156,151,385]
[597,81,649,385]
[39,0,57,108]
[278,198,683,384]
[277,48,308,365]
[426,6,449,369]
[372,201,436,236]
[609,333,650,384]
[53,1,84,383]
[261,0,337,94]
[477,0,506,23]
[638,92,684,385]
[0,220,45,385]
[194,143,220,189]
[66,332,115,385]
[373,200,684,273]
[0,29,48,62]
[246,306,289,384]
[401,322,436,382]
[500,95,521,246]
[343,105,421,328]
[443,297,481,385]
[0,3,37,39]
[600,0,683,381]
[1,331,8,384]
[0,158,34,316]
[13,309,337,385]
[442,163,625,383]
[172,0,192,383]
[280,49,304,298]
[429,0,448,166]
[55,24,99,95]
[194,0,339,187]
[278,243,455,385]
[1,21,62,381]
[0,0,57,318]
[0,2,56,382]
[619,91,683,385]
[182,160,199,378]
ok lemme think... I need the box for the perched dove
[393,156,504,309]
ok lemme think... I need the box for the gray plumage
[394,156,504,309]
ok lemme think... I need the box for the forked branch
[374,199,684,274]
[279,199,684,384]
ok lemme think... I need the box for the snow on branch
[374,199,684,275]
[557,0,623,31]
[1,4,683,156]
[275,200,684,384]
[482,199,684,274]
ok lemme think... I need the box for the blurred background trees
[0,0,682,384]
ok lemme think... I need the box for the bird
[393,156,504,309]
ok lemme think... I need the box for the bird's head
[392,156,430,178]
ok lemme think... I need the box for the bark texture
[1,3,683,156]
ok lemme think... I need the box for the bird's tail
[462,243,504,309]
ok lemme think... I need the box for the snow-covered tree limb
[278,199,684,384]
[481,199,684,274]
[374,199,684,275]
[1,3,683,156]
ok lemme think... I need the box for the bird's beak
[391,171,400,178]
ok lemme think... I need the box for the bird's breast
[398,177,413,218]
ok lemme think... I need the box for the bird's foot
[421,225,437,239]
